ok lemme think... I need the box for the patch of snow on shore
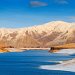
[39,59,75,72]
[55,49,75,55]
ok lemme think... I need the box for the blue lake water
[0,50,75,75]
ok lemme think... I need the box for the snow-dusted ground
[40,49,75,72]
[54,49,75,55]
[40,58,75,72]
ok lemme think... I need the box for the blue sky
[0,0,75,28]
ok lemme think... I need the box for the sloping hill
[0,21,75,48]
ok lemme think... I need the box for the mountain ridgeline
[0,21,75,48]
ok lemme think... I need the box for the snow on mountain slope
[0,21,75,48]
[46,26,75,47]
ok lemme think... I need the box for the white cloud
[55,0,69,4]
[30,0,48,7]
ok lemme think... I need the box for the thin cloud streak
[55,0,69,4]
[30,0,48,7]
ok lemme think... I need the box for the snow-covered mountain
[0,21,75,48]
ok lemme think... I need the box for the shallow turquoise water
[0,50,74,75]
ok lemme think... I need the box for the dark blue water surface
[0,50,75,75]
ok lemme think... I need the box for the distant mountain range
[0,21,75,48]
